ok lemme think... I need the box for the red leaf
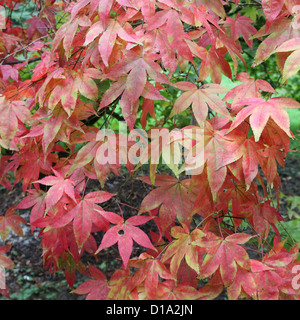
[170,82,231,125]
[222,14,257,48]
[139,175,198,233]
[74,265,109,300]
[196,232,252,287]
[228,97,300,142]
[154,280,200,300]
[0,244,14,270]
[51,191,114,248]
[129,252,173,299]
[96,214,156,269]
[0,205,26,241]
[35,168,77,208]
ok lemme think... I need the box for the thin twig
[0,34,54,65]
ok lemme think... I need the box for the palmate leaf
[1,0,300,302]
[35,168,78,208]
[0,96,31,147]
[250,243,300,299]
[169,82,231,125]
[223,72,276,112]
[262,0,284,28]
[252,16,300,66]
[98,20,137,67]
[221,13,257,48]
[275,38,300,83]
[74,265,109,300]
[0,244,14,270]
[227,97,300,142]
[0,205,26,241]
[129,252,173,299]
[138,175,198,234]
[50,191,115,249]
[99,51,169,129]
[161,225,206,276]
[17,189,47,231]
[195,233,253,287]
[95,213,156,269]
[227,265,257,300]
[154,280,200,300]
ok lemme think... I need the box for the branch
[1,57,41,65]
[229,0,262,6]
[0,34,53,65]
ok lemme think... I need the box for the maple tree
[0,0,300,300]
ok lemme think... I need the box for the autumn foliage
[0,0,300,300]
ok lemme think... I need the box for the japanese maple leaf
[138,175,198,234]
[221,13,257,48]
[161,225,206,276]
[40,108,68,157]
[95,213,156,269]
[69,129,133,187]
[190,171,214,217]
[217,31,247,75]
[145,28,177,73]
[180,122,237,197]
[107,268,133,300]
[146,8,193,62]
[51,18,79,59]
[276,38,300,83]
[0,96,31,147]
[0,205,26,241]
[59,252,88,288]
[98,20,137,67]
[198,46,232,84]
[0,64,19,83]
[10,142,53,192]
[196,233,252,287]
[262,0,284,28]
[37,102,92,157]
[197,0,226,17]
[192,4,224,41]
[198,271,224,300]
[100,52,169,129]
[223,72,276,112]
[227,265,257,300]
[169,81,231,125]
[95,130,135,186]
[140,98,157,129]
[51,191,114,248]
[217,128,265,188]
[129,252,173,299]
[250,244,300,300]
[220,181,258,229]
[252,17,300,66]
[258,144,285,185]
[17,189,47,231]
[227,97,300,142]
[35,168,78,208]
[0,244,14,270]
[243,200,284,240]
[47,68,102,116]
[154,280,200,300]
[74,265,110,300]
